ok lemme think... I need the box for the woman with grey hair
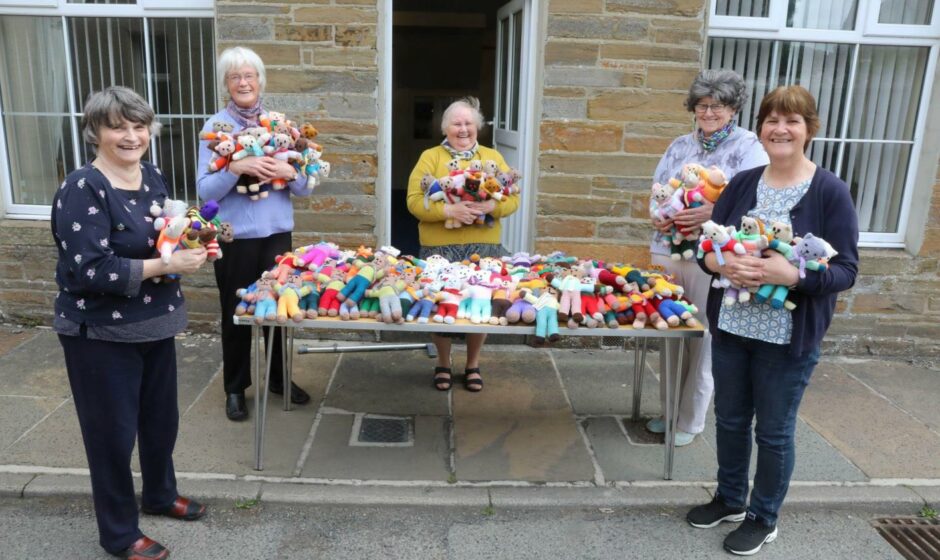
[197,46,312,421]
[646,69,769,447]
[406,96,520,392]
[51,86,208,559]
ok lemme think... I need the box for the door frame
[379,0,543,251]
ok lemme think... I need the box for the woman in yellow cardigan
[406,96,520,392]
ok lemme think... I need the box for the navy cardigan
[697,165,859,357]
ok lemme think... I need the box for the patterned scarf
[698,121,736,152]
[441,139,479,161]
[226,98,264,128]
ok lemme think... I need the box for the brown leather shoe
[113,536,168,559]
[142,496,206,521]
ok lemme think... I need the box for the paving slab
[324,352,448,416]
[174,353,335,476]
[585,416,717,482]
[0,473,34,496]
[490,486,712,508]
[260,483,490,506]
[175,334,223,412]
[300,414,450,481]
[2,400,87,468]
[0,396,66,451]
[553,348,662,416]
[911,485,940,506]
[800,361,940,478]
[0,331,70,398]
[838,357,940,433]
[0,327,36,355]
[697,409,868,483]
[453,350,595,482]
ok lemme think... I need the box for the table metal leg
[254,326,276,471]
[252,325,261,470]
[280,327,291,411]
[632,337,642,422]
[664,338,685,480]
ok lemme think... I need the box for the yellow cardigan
[406,145,520,248]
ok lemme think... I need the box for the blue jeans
[711,332,820,526]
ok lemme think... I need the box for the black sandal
[433,366,452,391]
[464,367,483,392]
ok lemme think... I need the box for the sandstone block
[540,122,622,152]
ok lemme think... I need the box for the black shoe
[269,381,310,405]
[686,495,746,528]
[225,392,248,421]
[724,517,778,556]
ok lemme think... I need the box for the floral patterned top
[51,162,186,338]
[717,175,812,345]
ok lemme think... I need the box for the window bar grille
[62,16,81,179]
[143,17,157,169]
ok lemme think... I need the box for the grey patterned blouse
[717,176,812,345]
[649,126,769,256]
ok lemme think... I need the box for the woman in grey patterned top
[646,70,769,447]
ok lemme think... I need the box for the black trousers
[214,232,292,394]
[59,332,179,554]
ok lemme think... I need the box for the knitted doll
[520,286,561,345]
[276,272,311,324]
[252,276,278,325]
[365,272,406,324]
[316,265,347,317]
[298,271,321,319]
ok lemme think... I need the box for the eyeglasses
[694,103,727,114]
[225,72,258,85]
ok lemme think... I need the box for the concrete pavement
[1,324,938,511]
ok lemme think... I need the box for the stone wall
[536,0,705,265]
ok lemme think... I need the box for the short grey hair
[217,46,266,96]
[81,86,159,145]
[685,69,748,113]
[440,96,485,136]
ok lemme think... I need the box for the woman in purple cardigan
[687,86,859,555]
[196,46,312,421]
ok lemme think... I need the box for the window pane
[497,17,508,129]
[708,39,853,138]
[153,117,203,203]
[68,17,146,105]
[3,115,73,205]
[150,18,215,116]
[806,139,842,175]
[787,0,857,30]
[0,16,69,113]
[841,141,912,233]
[878,0,934,25]
[775,41,854,138]
[707,37,776,132]
[848,46,929,140]
[510,13,522,131]
[716,0,770,17]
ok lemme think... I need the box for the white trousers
[651,254,713,434]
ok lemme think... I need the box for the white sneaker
[646,417,696,446]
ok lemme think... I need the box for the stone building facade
[0,0,937,356]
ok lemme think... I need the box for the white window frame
[708,0,940,248]
[0,1,213,219]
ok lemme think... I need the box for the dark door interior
[390,0,503,256]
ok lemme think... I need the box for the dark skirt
[418,242,507,262]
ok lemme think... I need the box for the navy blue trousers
[711,332,820,526]
[59,332,179,554]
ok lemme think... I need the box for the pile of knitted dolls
[200,111,330,201]
[150,198,233,281]
[420,159,522,228]
[234,243,702,345]
[649,161,838,311]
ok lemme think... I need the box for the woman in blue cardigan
[687,86,859,555]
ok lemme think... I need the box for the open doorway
[389,0,505,256]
